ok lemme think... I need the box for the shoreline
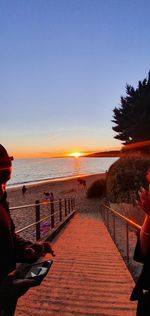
[7,172,106,191]
[7,172,106,208]
[7,156,117,189]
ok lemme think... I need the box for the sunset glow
[68,152,84,158]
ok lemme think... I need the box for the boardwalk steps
[15,213,136,316]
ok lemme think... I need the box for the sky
[1,0,150,158]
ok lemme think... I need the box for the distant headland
[83,150,120,158]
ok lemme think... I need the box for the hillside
[84,150,120,157]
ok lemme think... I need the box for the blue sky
[1,0,150,157]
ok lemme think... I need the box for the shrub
[87,179,106,199]
[106,157,150,203]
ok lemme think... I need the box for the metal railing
[10,197,75,241]
[101,204,141,264]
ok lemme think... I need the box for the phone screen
[19,260,53,279]
[25,265,48,278]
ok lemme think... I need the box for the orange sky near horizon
[4,126,121,159]
[10,146,120,159]
[11,140,150,159]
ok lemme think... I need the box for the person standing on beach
[130,175,150,316]
[22,185,27,196]
[0,144,55,315]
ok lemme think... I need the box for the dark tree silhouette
[112,72,150,144]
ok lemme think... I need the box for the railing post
[68,198,70,214]
[71,197,73,212]
[65,198,67,216]
[59,199,62,222]
[113,214,116,242]
[100,206,102,218]
[51,201,55,229]
[126,223,129,263]
[102,207,105,221]
[103,208,105,221]
[102,204,142,268]
[35,200,40,241]
[107,210,109,227]
[72,197,75,209]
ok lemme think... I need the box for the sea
[8,157,118,188]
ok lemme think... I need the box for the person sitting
[0,144,55,315]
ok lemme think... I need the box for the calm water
[8,157,118,187]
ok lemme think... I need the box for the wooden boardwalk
[15,213,136,316]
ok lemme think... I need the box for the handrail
[101,203,141,264]
[16,208,65,233]
[103,204,141,230]
[10,198,62,211]
[16,213,53,233]
[10,197,75,240]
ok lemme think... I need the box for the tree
[112,72,150,144]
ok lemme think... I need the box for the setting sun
[68,152,84,158]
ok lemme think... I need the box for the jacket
[0,192,32,282]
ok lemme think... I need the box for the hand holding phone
[16,260,53,280]
[26,260,53,279]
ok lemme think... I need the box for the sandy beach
[7,173,106,207]
[7,173,106,241]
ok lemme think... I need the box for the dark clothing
[0,192,33,315]
[0,193,32,282]
[136,292,150,316]
[130,232,150,301]
[0,301,17,316]
[130,231,150,315]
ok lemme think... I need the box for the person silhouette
[22,185,27,195]
[0,145,55,315]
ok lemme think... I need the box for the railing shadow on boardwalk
[101,204,142,282]
[10,197,76,242]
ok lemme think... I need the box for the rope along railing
[10,197,75,241]
[101,204,141,264]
